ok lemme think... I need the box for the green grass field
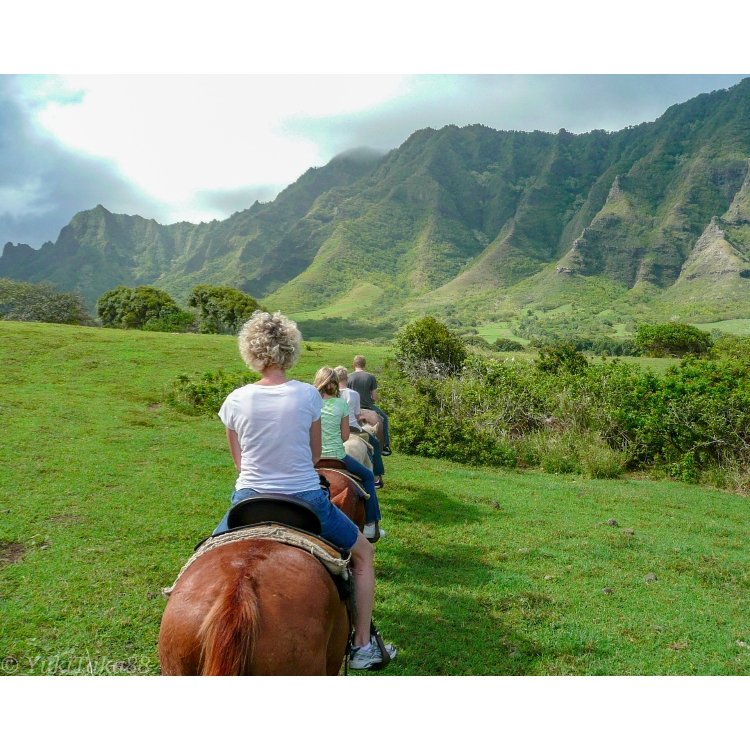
[1,321,749,675]
[692,318,750,336]
[476,322,529,344]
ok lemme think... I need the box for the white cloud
[19,75,413,223]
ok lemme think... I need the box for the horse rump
[159,540,349,675]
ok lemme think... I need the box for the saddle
[214,494,352,602]
[315,457,348,471]
[315,459,370,499]
[225,493,321,535]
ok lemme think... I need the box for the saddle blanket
[162,523,352,597]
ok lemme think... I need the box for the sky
[1,73,747,251]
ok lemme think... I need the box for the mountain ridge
[3,79,750,336]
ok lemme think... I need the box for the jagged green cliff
[3,79,750,336]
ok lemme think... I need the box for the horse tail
[197,570,260,676]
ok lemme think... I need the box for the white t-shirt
[218,379,323,493]
[339,386,361,430]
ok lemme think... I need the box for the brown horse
[158,469,364,676]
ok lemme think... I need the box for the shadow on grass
[374,485,551,675]
[383,485,486,526]
[377,540,547,675]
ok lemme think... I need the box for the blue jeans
[370,405,390,447]
[214,486,359,550]
[352,429,384,476]
[341,454,381,524]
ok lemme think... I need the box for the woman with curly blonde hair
[214,310,396,670]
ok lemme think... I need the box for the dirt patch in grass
[0,541,26,567]
[49,513,82,526]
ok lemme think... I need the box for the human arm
[310,419,322,465]
[226,428,242,472]
[340,416,350,443]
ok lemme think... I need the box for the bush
[536,343,589,375]
[634,323,712,357]
[142,309,197,333]
[712,334,750,363]
[461,334,494,350]
[393,316,467,377]
[97,286,189,330]
[380,348,750,488]
[0,278,95,325]
[167,369,258,416]
[187,285,261,335]
[494,337,524,352]
[530,334,639,357]
[579,440,627,479]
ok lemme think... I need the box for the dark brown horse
[158,469,364,675]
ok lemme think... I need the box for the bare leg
[349,531,375,647]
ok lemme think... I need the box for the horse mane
[197,563,261,676]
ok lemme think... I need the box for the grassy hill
[1,321,749,675]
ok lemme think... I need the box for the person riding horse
[314,365,385,542]
[335,365,385,489]
[214,311,396,670]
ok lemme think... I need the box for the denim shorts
[214,486,359,550]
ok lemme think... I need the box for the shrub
[167,369,258,416]
[393,316,467,377]
[97,286,188,330]
[494,337,524,351]
[712,334,750,363]
[461,334,494,350]
[381,348,750,488]
[142,309,197,332]
[187,285,261,335]
[0,278,95,325]
[530,334,639,356]
[634,323,712,357]
[579,440,627,479]
[536,343,589,375]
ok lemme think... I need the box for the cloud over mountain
[0,77,161,251]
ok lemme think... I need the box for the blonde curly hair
[238,310,301,372]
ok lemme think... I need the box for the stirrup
[368,620,392,670]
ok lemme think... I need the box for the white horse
[343,433,374,471]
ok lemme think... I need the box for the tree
[536,342,589,375]
[187,285,261,334]
[393,316,467,377]
[96,286,187,329]
[0,278,94,325]
[634,323,712,357]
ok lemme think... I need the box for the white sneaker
[364,523,386,540]
[349,638,397,670]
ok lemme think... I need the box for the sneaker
[364,523,386,541]
[381,446,392,456]
[349,638,397,670]
[374,477,384,489]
